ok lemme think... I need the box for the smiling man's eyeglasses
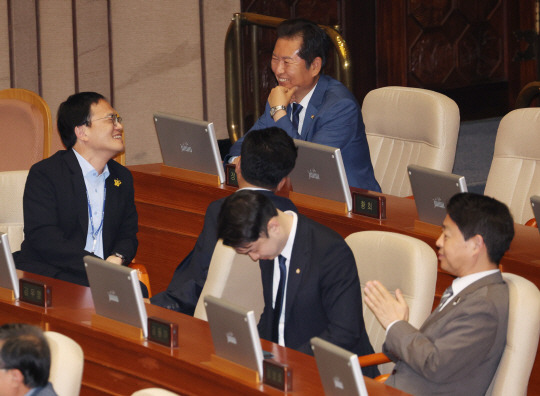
[84,114,122,126]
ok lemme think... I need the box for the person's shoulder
[318,74,358,106]
[29,150,69,173]
[298,213,344,241]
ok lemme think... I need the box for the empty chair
[132,388,180,396]
[44,331,84,396]
[484,108,540,224]
[362,86,460,196]
[345,231,437,373]
[486,273,540,396]
[0,170,28,251]
[0,88,52,171]
[193,239,264,322]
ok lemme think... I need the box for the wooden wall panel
[203,0,241,139]
[111,0,203,165]
[39,0,76,153]
[0,0,10,89]
[9,0,39,92]
[75,0,111,100]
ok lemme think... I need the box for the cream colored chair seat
[0,170,28,251]
[345,231,438,373]
[484,108,540,224]
[45,331,84,396]
[362,86,460,196]
[486,273,540,396]
[193,239,264,321]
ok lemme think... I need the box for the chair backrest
[0,88,52,171]
[44,331,84,396]
[131,388,180,396]
[193,239,264,322]
[484,108,540,224]
[0,170,28,251]
[345,231,437,373]
[362,86,460,196]
[486,273,540,396]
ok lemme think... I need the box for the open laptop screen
[154,112,225,184]
[289,139,352,211]
[84,256,148,337]
[408,164,467,225]
[0,233,19,299]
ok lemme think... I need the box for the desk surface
[129,163,540,395]
[0,271,409,395]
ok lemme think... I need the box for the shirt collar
[73,148,110,179]
[279,211,297,261]
[451,269,500,296]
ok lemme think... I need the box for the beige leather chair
[0,88,52,171]
[486,273,540,396]
[362,86,460,196]
[484,108,540,224]
[345,231,438,373]
[0,170,28,251]
[45,331,84,396]
[131,388,180,396]
[193,239,264,322]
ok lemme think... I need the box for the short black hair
[446,193,514,264]
[240,127,297,190]
[277,18,330,70]
[57,91,105,149]
[0,323,51,388]
[217,190,278,248]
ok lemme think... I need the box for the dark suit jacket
[384,272,509,395]
[257,214,379,378]
[150,189,297,314]
[227,74,381,192]
[14,150,138,286]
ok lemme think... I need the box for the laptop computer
[204,295,264,378]
[408,164,468,225]
[84,256,148,338]
[154,112,226,184]
[0,233,19,299]
[289,139,353,211]
[531,195,540,233]
[311,337,368,396]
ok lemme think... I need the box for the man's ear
[310,57,322,77]
[8,368,25,386]
[266,216,280,236]
[74,125,87,141]
[470,234,485,254]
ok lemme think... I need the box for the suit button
[392,369,397,375]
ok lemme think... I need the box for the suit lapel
[301,74,328,141]
[64,151,89,234]
[421,272,504,329]
[283,216,308,323]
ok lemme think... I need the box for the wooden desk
[0,272,408,395]
[130,163,540,395]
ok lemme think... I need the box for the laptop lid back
[204,295,264,378]
[408,164,467,225]
[84,255,148,337]
[289,139,352,211]
[311,337,368,396]
[153,112,225,184]
[0,233,19,299]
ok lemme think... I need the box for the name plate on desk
[352,192,386,219]
[225,164,239,187]
[263,359,293,391]
[19,279,52,307]
[148,317,178,348]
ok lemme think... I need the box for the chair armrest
[128,260,152,298]
[375,373,391,383]
[358,352,391,367]
[525,218,537,228]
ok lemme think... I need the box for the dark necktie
[437,285,454,311]
[272,254,287,343]
[291,103,303,134]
